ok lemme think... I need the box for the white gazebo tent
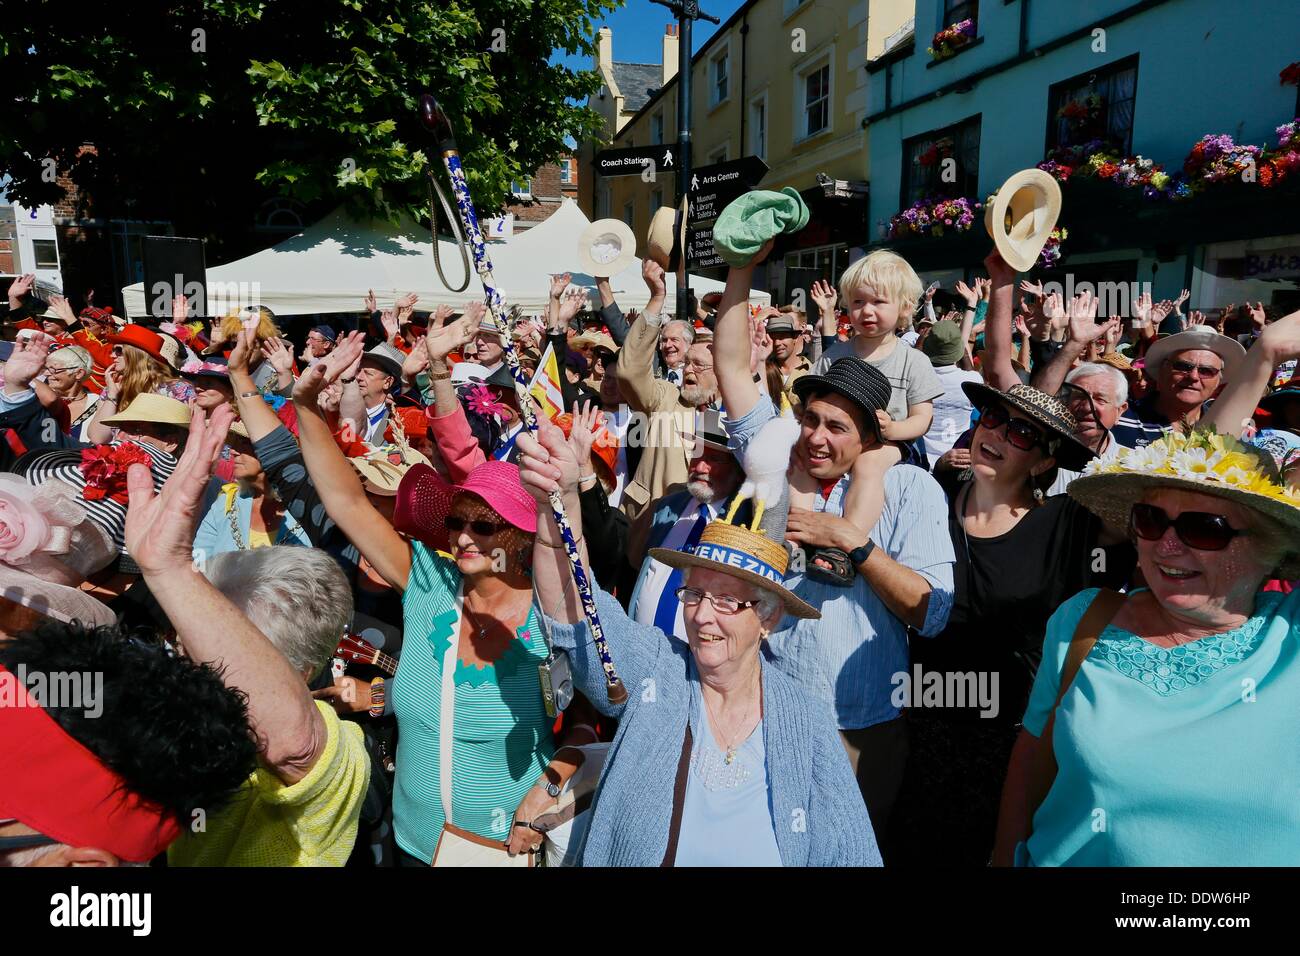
[122,199,767,317]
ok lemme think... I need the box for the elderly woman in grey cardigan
[517,417,879,867]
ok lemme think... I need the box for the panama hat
[350,443,432,497]
[1068,428,1300,578]
[961,381,1095,471]
[646,199,687,272]
[1144,327,1246,380]
[360,343,405,380]
[578,218,638,278]
[984,168,1062,273]
[101,393,192,429]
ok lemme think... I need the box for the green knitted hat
[711,188,809,268]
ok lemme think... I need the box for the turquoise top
[675,666,783,867]
[391,542,555,862]
[1019,587,1300,866]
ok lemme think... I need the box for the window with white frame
[651,110,664,144]
[510,178,532,198]
[559,159,573,184]
[749,94,767,160]
[711,50,729,106]
[800,62,831,140]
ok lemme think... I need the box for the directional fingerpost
[686,155,769,269]
[595,144,680,178]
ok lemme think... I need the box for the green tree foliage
[1,0,616,254]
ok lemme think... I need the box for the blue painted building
[864,0,1300,311]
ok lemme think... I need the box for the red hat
[394,460,536,552]
[109,324,184,371]
[0,664,182,862]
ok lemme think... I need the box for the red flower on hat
[78,443,153,504]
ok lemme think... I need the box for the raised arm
[981,250,1023,391]
[292,332,412,591]
[1031,290,1102,396]
[1202,309,1300,437]
[125,405,326,784]
[227,329,287,441]
[423,302,477,418]
[714,243,773,420]
[614,260,674,413]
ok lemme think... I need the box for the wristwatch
[541,778,563,799]
[848,539,876,567]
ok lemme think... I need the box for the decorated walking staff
[418,93,627,705]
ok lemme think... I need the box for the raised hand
[402,339,430,381]
[1188,309,1208,328]
[517,415,581,503]
[228,327,256,375]
[1064,289,1099,344]
[1133,291,1153,328]
[569,400,601,473]
[462,300,487,329]
[364,289,378,314]
[423,309,475,363]
[557,287,588,324]
[47,293,78,327]
[318,382,342,415]
[549,272,572,301]
[976,277,992,301]
[1018,278,1045,299]
[810,279,837,315]
[380,309,400,343]
[294,330,366,404]
[125,404,235,576]
[172,293,189,325]
[395,291,419,314]
[642,258,666,299]
[261,336,295,376]
[1174,288,1190,310]
[1150,299,1174,327]
[5,332,54,387]
[750,314,773,372]
[955,280,979,309]
[7,273,34,308]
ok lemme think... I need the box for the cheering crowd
[1,202,1299,868]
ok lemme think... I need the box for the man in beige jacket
[614,260,722,521]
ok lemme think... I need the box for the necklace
[701,670,760,766]
[463,597,526,640]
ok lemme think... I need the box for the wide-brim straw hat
[961,381,1096,471]
[578,218,637,277]
[1144,327,1246,380]
[646,200,686,272]
[650,520,819,619]
[1068,428,1300,578]
[984,168,1062,273]
[101,393,192,428]
[350,444,432,497]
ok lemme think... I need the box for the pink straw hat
[395,459,537,552]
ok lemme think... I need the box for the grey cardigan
[538,588,882,867]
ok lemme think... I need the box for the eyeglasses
[674,586,759,616]
[445,515,507,537]
[977,403,1046,452]
[45,366,79,375]
[111,345,124,356]
[1129,502,1244,551]
[1169,359,1222,379]
[683,359,714,372]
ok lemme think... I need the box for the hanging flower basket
[888,195,982,239]
[1037,228,1068,269]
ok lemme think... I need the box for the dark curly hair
[0,622,258,828]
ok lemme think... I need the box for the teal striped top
[392,542,555,862]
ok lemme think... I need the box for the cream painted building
[580,0,912,302]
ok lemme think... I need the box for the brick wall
[506,157,579,227]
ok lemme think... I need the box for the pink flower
[0,490,52,564]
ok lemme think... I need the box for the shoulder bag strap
[660,724,693,868]
[1024,588,1125,823]
[438,583,464,824]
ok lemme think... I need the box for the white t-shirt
[923,364,983,460]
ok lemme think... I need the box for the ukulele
[334,634,399,677]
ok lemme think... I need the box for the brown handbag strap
[1024,588,1125,822]
[660,724,693,868]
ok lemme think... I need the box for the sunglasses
[674,586,759,616]
[1170,359,1221,379]
[111,345,125,356]
[977,403,1046,452]
[444,515,507,537]
[1129,502,1244,551]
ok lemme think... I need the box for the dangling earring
[1029,474,1044,504]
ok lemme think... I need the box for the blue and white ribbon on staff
[422,95,626,704]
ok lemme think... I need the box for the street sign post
[595,144,680,179]
[685,155,768,269]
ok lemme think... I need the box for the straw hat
[578,218,637,278]
[350,443,432,497]
[1144,327,1246,380]
[961,381,1095,471]
[101,394,192,428]
[984,169,1062,273]
[650,520,818,620]
[1068,428,1300,578]
[646,200,687,272]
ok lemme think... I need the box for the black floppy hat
[791,357,892,442]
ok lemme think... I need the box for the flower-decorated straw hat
[1068,427,1300,578]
